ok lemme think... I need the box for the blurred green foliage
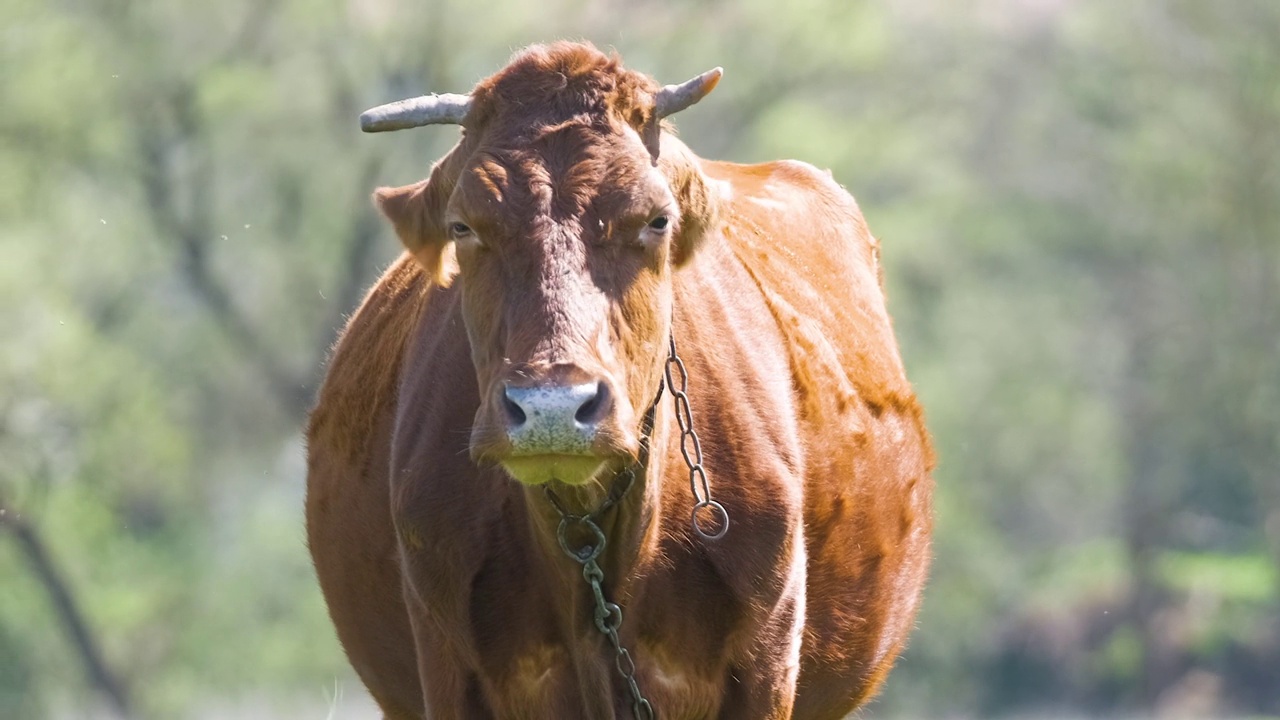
[1,0,1277,718]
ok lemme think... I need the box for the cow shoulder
[307,254,430,465]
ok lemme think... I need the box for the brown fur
[307,42,933,719]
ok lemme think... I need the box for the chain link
[664,333,730,540]
[585,555,654,720]
[554,514,655,719]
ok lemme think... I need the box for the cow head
[367,43,721,486]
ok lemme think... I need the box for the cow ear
[373,175,459,286]
[659,135,720,267]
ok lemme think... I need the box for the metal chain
[554,513,655,720]
[663,333,730,540]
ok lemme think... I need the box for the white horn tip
[360,107,405,133]
[656,66,725,119]
[360,104,421,133]
[359,111,383,133]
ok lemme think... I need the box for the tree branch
[0,497,134,719]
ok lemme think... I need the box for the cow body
[306,44,932,720]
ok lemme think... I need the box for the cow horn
[359,93,473,133]
[654,67,723,119]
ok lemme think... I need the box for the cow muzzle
[501,380,610,453]
[473,364,634,486]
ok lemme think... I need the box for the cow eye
[647,215,671,232]
[448,222,473,239]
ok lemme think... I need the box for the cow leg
[406,606,493,719]
[717,607,804,718]
[306,438,425,718]
[717,553,806,719]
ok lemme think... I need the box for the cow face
[372,46,719,486]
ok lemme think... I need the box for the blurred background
[1,0,1277,718]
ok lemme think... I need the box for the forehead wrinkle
[470,121,654,234]
[534,125,659,223]
[514,153,554,209]
[588,152,669,227]
[532,124,606,221]
[471,158,509,204]
[552,158,606,221]
[465,148,552,217]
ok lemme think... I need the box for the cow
[306,41,934,720]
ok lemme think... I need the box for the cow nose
[500,381,611,453]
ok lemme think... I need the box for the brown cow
[306,42,933,719]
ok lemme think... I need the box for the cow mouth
[500,454,613,486]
